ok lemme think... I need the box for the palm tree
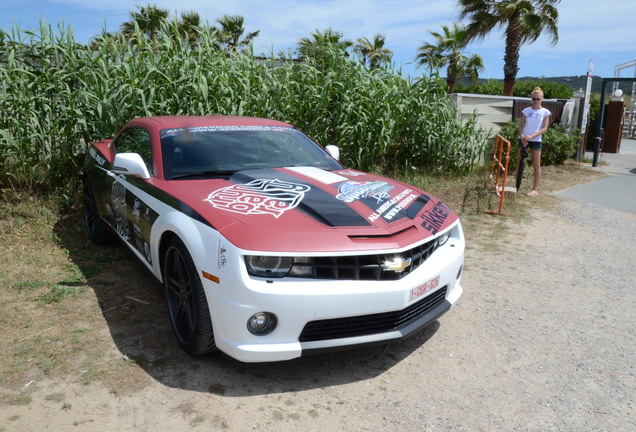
[214,14,259,53]
[416,23,484,93]
[177,10,204,49]
[120,4,170,43]
[89,30,120,50]
[297,28,353,62]
[354,34,393,70]
[457,0,560,96]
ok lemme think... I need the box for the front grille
[299,286,447,342]
[293,237,441,281]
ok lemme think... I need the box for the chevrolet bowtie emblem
[382,257,412,273]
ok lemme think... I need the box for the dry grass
[0,192,165,400]
[0,160,606,404]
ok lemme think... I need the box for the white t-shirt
[522,107,551,142]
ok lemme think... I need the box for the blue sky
[2,0,635,81]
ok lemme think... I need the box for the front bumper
[299,285,454,356]
[205,223,464,363]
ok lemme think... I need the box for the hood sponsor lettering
[420,202,450,235]
[205,179,310,218]
[367,188,418,222]
[336,181,393,203]
[382,193,418,221]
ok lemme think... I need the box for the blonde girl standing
[518,87,551,196]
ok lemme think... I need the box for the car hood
[165,166,458,253]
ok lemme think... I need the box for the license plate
[409,275,440,302]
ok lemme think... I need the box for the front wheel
[163,236,216,355]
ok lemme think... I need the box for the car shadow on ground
[54,211,441,397]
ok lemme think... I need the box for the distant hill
[481,76,632,95]
[517,76,603,94]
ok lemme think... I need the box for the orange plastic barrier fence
[485,134,511,215]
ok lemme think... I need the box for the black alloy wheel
[163,237,216,355]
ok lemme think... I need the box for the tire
[163,236,216,355]
[83,178,114,245]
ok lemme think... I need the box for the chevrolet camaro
[82,116,464,362]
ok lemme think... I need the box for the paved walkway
[553,138,636,214]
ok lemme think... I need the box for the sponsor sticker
[161,126,293,137]
[336,181,393,203]
[111,175,129,240]
[204,179,310,218]
[216,236,227,270]
[368,189,418,222]
[89,147,106,166]
[132,198,141,222]
[420,202,450,235]
[218,247,227,269]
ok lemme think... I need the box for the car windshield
[160,126,342,180]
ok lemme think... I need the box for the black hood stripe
[355,193,430,224]
[230,169,372,227]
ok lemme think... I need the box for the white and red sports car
[83,116,464,363]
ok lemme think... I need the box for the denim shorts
[518,139,542,150]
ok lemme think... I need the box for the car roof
[128,115,293,130]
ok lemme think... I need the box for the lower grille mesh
[299,286,447,342]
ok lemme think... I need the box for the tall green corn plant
[1,19,488,199]
[0,22,83,192]
[386,77,487,175]
[0,25,37,189]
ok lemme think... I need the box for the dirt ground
[1,163,634,431]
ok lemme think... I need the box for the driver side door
[106,127,156,264]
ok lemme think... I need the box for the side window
[114,127,153,175]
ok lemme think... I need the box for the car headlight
[436,230,452,247]
[244,256,314,278]
[245,256,293,278]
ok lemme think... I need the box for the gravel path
[442,199,636,432]
[289,198,635,432]
[235,198,636,432]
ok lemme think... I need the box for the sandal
[527,190,539,196]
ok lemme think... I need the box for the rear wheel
[83,179,114,244]
[163,237,216,355]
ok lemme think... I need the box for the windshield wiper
[170,170,236,180]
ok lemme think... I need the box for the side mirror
[113,153,150,179]
[325,145,340,161]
